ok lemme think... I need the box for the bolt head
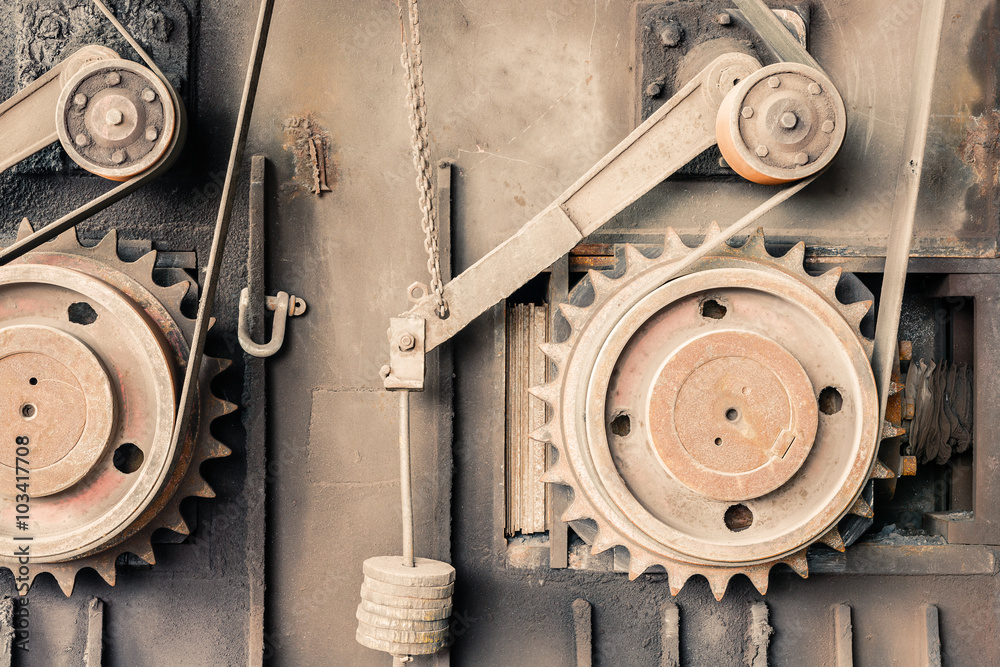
[755,145,770,158]
[141,88,157,103]
[398,333,416,351]
[808,82,822,95]
[767,76,781,88]
[73,93,88,107]
[645,82,663,98]
[106,71,121,86]
[111,150,126,164]
[658,24,683,47]
[716,13,731,25]
[794,152,810,166]
[741,106,754,119]
[145,126,159,142]
[779,112,798,129]
[718,156,729,169]
[74,133,90,147]
[821,120,835,133]
[105,109,124,126]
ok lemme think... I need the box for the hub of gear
[533,228,888,599]
[0,222,234,596]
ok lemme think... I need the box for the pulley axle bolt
[105,109,124,126]
[73,93,88,107]
[822,120,836,133]
[741,106,754,119]
[141,88,157,103]
[779,112,798,129]
[111,150,126,165]
[145,127,159,142]
[658,23,683,47]
[106,72,121,86]
[768,76,781,88]
[716,13,731,25]
[755,145,770,158]
[74,133,90,147]
[808,82,823,95]
[645,82,662,98]
[794,152,810,166]
[398,333,416,352]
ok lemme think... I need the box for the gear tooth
[561,497,590,523]
[589,528,616,555]
[17,217,34,240]
[132,541,157,565]
[557,303,589,331]
[663,228,689,258]
[706,572,731,601]
[528,423,553,443]
[586,269,616,300]
[52,569,77,597]
[817,528,847,553]
[206,438,232,460]
[163,280,191,306]
[93,229,120,259]
[540,462,570,486]
[705,221,722,239]
[622,244,650,271]
[538,341,569,369]
[666,563,695,597]
[92,556,118,586]
[528,381,559,406]
[181,473,217,499]
[813,266,843,295]
[849,495,874,519]
[782,550,809,579]
[627,550,653,581]
[131,250,157,277]
[870,459,895,480]
[746,566,771,595]
[860,336,874,361]
[780,242,806,270]
[742,227,769,256]
[159,504,191,535]
[49,227,82,252]
[841,300,872,329]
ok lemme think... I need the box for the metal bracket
[381,317,426,391]
[239,289,307,358]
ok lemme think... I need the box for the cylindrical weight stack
[356,556,456,657]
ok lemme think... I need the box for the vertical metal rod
[399,390,415,567]
[872,0,946,425]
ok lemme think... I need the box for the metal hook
[238,288,306,358]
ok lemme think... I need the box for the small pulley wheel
[716,62,846,185]
[56,58,178,181]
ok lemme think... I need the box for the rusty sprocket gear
[533,227,893,599]
[0,221,235,596]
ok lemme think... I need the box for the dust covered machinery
[0,0,998,666]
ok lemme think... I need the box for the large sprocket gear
[0,220,235,596]
[533,227,893,599]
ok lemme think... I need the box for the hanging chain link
[399,0,448,319]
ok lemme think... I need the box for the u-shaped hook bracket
[238,288,307,358]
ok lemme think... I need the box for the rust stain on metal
[283,114,336,196]
[959,110,1000,197]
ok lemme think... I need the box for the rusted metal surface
[0,230,233,595]
[535,229,881,599]
[717,62,846,184]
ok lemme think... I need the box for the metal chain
[399,0,448,318]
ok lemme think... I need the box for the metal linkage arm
[0,45,119,174]
[407,52,761,354]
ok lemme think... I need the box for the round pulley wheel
[56,58,178,181]
[716,62,846,185]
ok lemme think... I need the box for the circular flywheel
[535,228,882,599]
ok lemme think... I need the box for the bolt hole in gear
[533,229,884,599]
[0,229,235,596]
